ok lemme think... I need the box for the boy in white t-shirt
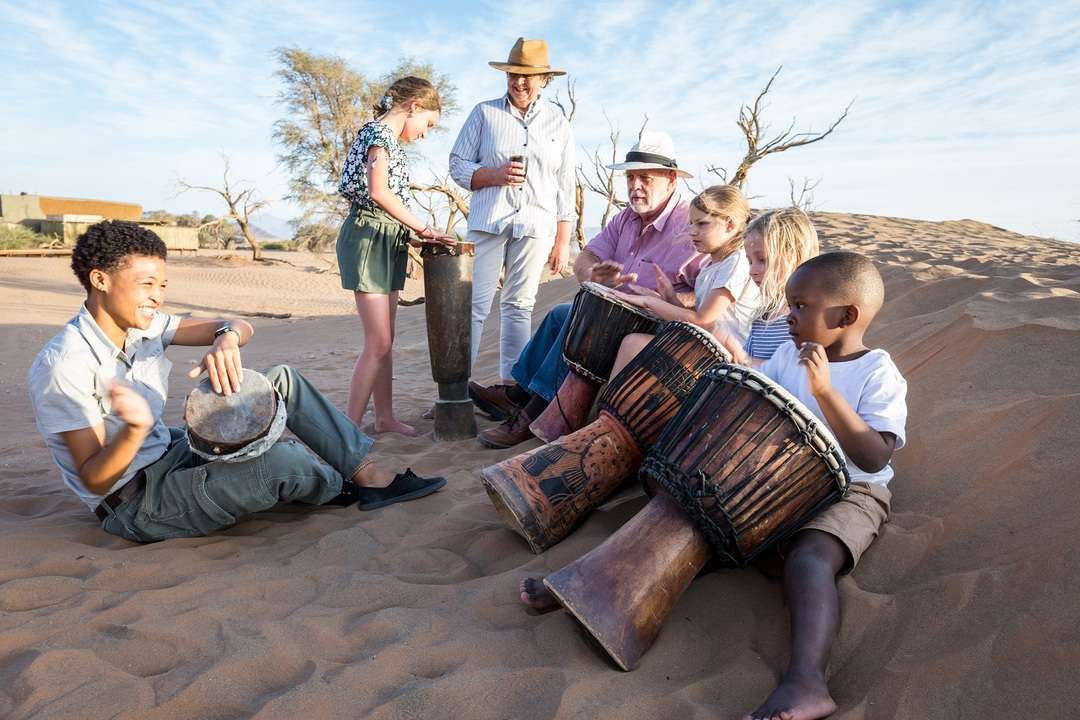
[745,251,907,720]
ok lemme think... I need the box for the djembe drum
[480,321,730,553]
[185,369,286,462]
[542,364,850,671]
[529,282,660,443]
[422,240,477,441]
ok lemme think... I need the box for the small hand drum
[562,282,661,384]
[184,370,287,462]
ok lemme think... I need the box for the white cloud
[1,0,1077,241]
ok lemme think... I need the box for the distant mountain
[250,213,296,240]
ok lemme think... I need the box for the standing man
[449,37,576,382]
[470,130,707,448]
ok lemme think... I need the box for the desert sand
[1,213,1078,719]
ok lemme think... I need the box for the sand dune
[0,213,1077,719]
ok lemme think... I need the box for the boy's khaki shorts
[792,482,891,573]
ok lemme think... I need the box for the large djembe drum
[542,364,850,670]
[529,282,660,443]
[422,241,477,441]
[480,321,730,553]
[184,370,286,462]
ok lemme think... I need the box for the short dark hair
[795,251,884,313]
[71,220,167,293]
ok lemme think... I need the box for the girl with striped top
[721,207,821,366]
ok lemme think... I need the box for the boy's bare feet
[374,418,419,437]
[742,670,837,720]
[519,577,560,613]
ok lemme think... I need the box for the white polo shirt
[27,305,181,509]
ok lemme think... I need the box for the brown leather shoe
[469,381,525,421]
[479,410,536,449]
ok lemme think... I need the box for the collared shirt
[28,305,182,509]
[449,95,576,239]
[583,192,706,294]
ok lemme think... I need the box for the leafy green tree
[273,47,458,225]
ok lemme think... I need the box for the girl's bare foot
[374,418,418,437]
[742,670,837,720]
[519,577,560,613]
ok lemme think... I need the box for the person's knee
[785,530,847,578]
[264,364,295,389]
[532,302,570,331]
[361,333,394,358]
[502,295,536,315]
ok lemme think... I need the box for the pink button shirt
[583,192,705,294]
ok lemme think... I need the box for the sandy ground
[1,213,1078,719]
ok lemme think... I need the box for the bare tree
[178,156,268,261]
[581,114,624,229]
[409,176,470,234]
[788,176,822,210]
[551,78,588,248]
[707,67,852,190]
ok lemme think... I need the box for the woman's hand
[547,240,570,275]
[188,331,244,395]
[489,160,526,187]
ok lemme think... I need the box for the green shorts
[336,204,410,293]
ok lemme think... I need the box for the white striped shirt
[449,96,576,239]
[744,315,792,361]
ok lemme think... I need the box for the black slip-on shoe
[324,479,361,507]
[355,469,447,511]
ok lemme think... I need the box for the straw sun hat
[489,37,566,76]
[607,130,694,178]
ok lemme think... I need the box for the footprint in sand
[0,576,82,612]
[85,623,184,677]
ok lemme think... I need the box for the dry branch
[177,155,268,261]
[708,66,852,190]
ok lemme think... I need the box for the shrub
[0,224,48,250]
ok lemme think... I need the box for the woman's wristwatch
[213,324,241,343]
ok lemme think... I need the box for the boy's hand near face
[797,341,895,473]
[798,341,833,397]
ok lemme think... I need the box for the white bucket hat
[607,130,693,178]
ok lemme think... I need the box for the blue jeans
[509,302,572,402]
[102,364,374,542]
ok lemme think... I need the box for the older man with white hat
[470,130,708,449]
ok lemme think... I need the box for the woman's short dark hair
[71,220,167,292]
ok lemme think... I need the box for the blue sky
[2,0,1078,241]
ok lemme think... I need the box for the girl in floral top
[336,76,454,436]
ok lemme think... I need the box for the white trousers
[469,227,554,381]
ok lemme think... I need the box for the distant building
[0,194,141,222]
[1,193,196,252]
